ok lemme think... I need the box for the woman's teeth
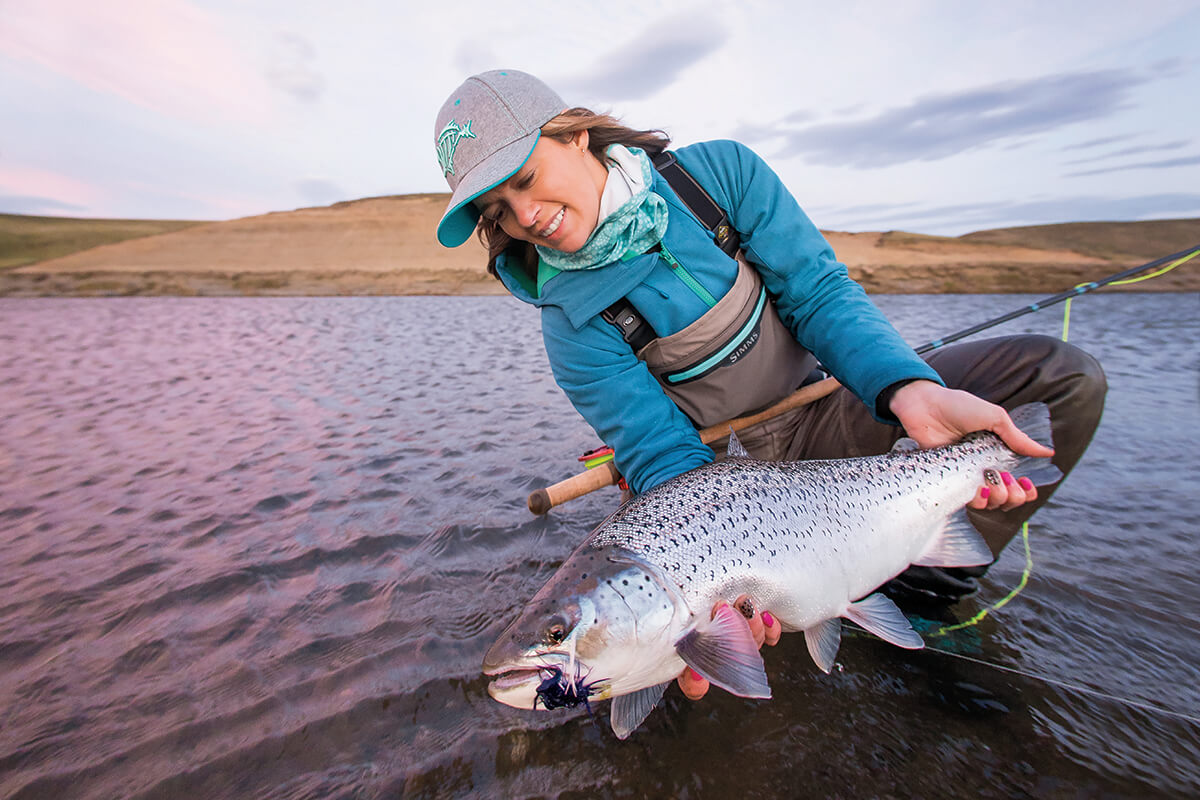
[539,207,564,238]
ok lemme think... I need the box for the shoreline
[1,261,1194,298]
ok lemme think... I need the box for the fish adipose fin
[726,428,751,459]
[913,507,994,568]
[804,618,842,673]
[844,593,924,650]
[610,681,669,739]
[1007,402,1064,487]
[675,603,771,698]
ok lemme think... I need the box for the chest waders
[601,152,821,460]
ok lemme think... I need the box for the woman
[434,70,1105,700]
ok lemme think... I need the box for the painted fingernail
[689,669,704,682]
[1001,472,1014,486]
[983,468,1001,486]
[737,597,755,619]
[980,487,991,500]
[1018,477,1033,490]
[762,611,775,628]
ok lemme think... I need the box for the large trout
[484,403,1061,738]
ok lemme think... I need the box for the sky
[1,0,1198,236]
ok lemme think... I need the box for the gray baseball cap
[434,70,567,248]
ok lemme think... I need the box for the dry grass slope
[0,213,205,270]
[2,197,1196,296]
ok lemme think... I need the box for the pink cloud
[0,0,275,126]
[0,164,107,210]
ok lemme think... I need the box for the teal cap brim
[436,130,540,248]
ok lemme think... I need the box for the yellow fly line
[930,246,1196,638]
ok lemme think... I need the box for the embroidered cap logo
[437,119,477,177]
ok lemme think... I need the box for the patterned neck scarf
[535,144,668,271]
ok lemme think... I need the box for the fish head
[483,546,692,710]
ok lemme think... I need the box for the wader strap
[603,152,742,351]
[651,151,741,258]
[601,299,657,353]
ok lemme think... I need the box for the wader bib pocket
[637,256,817,446]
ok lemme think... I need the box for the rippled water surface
[1,293,1198,799]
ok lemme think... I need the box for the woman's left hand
[888,380,1053,512]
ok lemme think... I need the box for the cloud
[0,0,274,125]
[0,194,87,215]
[266,33,324,103]
[1064,139,1191,165]
[759,69,1147,168]
[553,13,729,103]
[1060,134,1141,152]
[1064,154,1200,178]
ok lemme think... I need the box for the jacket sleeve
[677,140,942,419]
[540,305,713,494]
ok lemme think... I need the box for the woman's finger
[1000,475,1036,511]
[677,667,709,700]
[731,595,766,647]
[762,611,782,646]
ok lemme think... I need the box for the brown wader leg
[784,335,1107,601]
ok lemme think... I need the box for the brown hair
[475,108,671,281]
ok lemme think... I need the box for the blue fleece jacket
[495,140,942,494]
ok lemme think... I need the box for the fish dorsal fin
[804,618,842,674]
[674,603,771,698]
[843,593,924,650]
[890,437,921,453]
[912,507,994,568]
[610,681,669,739]
[726,427,750,459]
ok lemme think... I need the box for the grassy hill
[959,218,1200,263]
[1,199,1196,296]
[0,213,206,270]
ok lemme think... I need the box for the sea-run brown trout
[484,403,1061,738]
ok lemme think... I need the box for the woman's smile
[537,206,566,239]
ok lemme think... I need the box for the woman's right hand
[677,594,782,700]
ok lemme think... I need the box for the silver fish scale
[587,432,1017,627]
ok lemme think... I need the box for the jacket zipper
[659,242,718,308]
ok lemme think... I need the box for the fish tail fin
[1008,402,1063,487]
[913,507,994,567]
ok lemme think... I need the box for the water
[0,293,1197,799]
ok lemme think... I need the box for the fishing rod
[913,243,1200,355]
[529,243,1199,514]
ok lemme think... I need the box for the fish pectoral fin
[912,507,994,568]
[674,603,771,699]
[610,682,669,739]
[803,618,842,674]
[844,593,924,650]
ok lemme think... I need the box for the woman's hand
[889,380,1053,512]
[677,594,781,700]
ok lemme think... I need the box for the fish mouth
[486,665,552,709]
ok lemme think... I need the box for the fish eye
[545,622,567,644]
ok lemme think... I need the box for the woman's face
[475,131,608,253]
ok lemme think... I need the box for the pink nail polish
[689,669,704,682]
[1018,477,1033,490]
[762,611,775,628]
[980,487,991,499]
[1001,472,1014,486]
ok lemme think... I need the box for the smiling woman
[432,69,1107,713]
